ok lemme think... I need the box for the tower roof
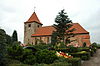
[25,12,42,24]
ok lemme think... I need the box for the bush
[7,45,23,61]
[90,50,94,56]
[36,49,58,64]
[22,49,36,65]
[50,62,71,66]
[68,58,81,66]
[70,51,90,60]
[33,62,71,66]
[78,47,90,52]
[33,44,51,50]
[81,56,88,60]
[54,57,68,62]
[68,47,79,53]
[56,46,79,53]
[56,48,69,53]
[91,47,97,53]
[7,59,29,66]
[97,45,100,49]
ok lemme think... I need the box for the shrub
[68,47,79,53]
[97,45,100,49]
[36,49,58,64]
[54,57,68,62]
[7,45,23,61]
[33,44,51,50]
[81,56,88,60]
[56,48,68,53]
[68,58,81,66]
[22,49,36,65]
[70,51,90,60]
[90,50,94,56]
[33,62,71,66]
[91,47,97,53]
[78,47,90,52]
[51,62,71,66]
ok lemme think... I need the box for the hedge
[70,51,90,60]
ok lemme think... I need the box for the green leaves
[12,30,18,43]
[52,9,74,45]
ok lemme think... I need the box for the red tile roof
[70,23,89,34]
[25,12,42,24]
[32,23,89,37]
[32,26,55,36]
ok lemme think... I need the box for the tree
[0,29,7,65]
[53,9,74,44]
[51,31,58,46]
[12,30,18,43]
[83,42,86,47]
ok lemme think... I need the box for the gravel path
[82,49,100,66]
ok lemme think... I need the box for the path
[82,49,100,66]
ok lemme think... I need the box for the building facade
[24,12,91,47]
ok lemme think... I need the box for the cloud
[0,0,100,43]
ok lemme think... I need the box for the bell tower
[24,12,42,44]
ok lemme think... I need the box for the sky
[0,0,100,43]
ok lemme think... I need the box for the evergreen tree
[51,31,58,45]
[53,9,74,44]
[12,30,18,43]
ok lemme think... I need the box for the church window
[47,37,49,43]
[37,25,39,28]
[28,24,31,27]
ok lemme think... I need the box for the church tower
[24,12,43,44]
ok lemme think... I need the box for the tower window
[37,25,39,28]
[28,24,31,27]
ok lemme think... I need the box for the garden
[6,42,100,66]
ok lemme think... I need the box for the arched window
[28,24,31,27]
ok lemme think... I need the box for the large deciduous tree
[52,9,74,45]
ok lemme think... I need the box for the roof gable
[25,12,42,24]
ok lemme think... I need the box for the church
[24,12,91,47]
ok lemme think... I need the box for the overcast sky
[0,0,100,43]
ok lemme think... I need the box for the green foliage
[6,34,12,45]
[70,51,90,60]
[83,42,86,47]
[7,59,29,66]
[12,30,18,43]
[53,9,74,44]
[22,49,36,65]
[68,46,79,53]
[50,62,71,66]
[36,49,58,64]
[33,44,52,50]
[92,42,97,47]
[97,44,100,49]
[7,44,23,61]
[81,56,88,60]
[68,58,81,66]
[54,57,68,62]
[0,28,7,65]
[51,31,58,45]
[78,47,90,52]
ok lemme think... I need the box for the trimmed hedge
[70,51,90,60]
